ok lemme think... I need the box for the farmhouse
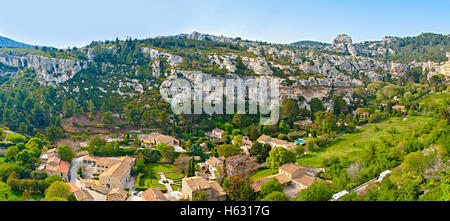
[251,163,323,192]
[257,134,296,150]
[139,132,180,147]
[181,176,226,201]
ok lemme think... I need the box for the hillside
[0,35,33,48]
[0,32,448,137]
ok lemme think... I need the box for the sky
[1,0,449,48]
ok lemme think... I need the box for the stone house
[142,188,168,201]
[257,134,296,150]
[181,176,226,201]
[107,187,128,201]
[205,157,225,180]
[98,156,135,191]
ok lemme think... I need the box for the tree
[216,144,242,158]
[232,135,243,147]
[88,100,95,114]
[249,142,271,163]
[261,178,283,196]
[156,143,176,162]
[5,134,27,143]
[101,111,114,129]
[249,125,261,141]
[309,98,325,115]
[45,181,72,201]
[281,98,299,122]
[401,151,432,174]
[57,145,75,162]
[294,145,305,156]
[232,114,245,130]
[266,147,296,169]
[261,191,289,201]
[340,192,363,201]
[15,149,32,165]
[186,157,195,177]
[31,170,48,180]
[45,126,63,143]
[297,180,333,201]
[5,146,19,159]
[225,175,255,201]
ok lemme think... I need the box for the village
[28,122,330,201]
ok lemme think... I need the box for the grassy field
[0,155,5,163]
[296,116,433,167]
[0,182,22,201]
[418,92,449,111]
[250,168,277,181]
[145,163,177,173]
[165,172,184,180]
[171,184,181,191]
[135,173,167,191]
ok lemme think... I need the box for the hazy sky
[1,0,449,48]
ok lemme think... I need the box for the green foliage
[261,191,289,201]
[225,175,255,201]
[249,142,271,163]
[57,145,75,162]
[45,126,64,143]
[156,142,176,162]
[261,178,283,196]
[216,144,242,158]
[266,146,296,169]
[297,180,333,201]
[5,134,27,143]
[44,181,72,201]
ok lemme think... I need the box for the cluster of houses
[38,148,70,182]
[35,126,323,201]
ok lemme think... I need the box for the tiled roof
[183,176,211,192]
[142,188,168,201]
[58,160,69,174]
[251,174,291,192]
[99,156,134,180]
[209,181,226,198]
[279,163,306,175]
[108,187,127,196]
[293,174,316,187]
[205,157,224,167]
[212,128,225,134]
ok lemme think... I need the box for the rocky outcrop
[0,52,87,85]
[141,47,183,66]
[241,57,273,75]
[422,52,450,79]
[328,34,360,56]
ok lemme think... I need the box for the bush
[5,134,27,143]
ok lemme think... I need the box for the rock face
[160,70,357,111]
[242,57,273,75]
[328,34,359,56]
[0,52,87,85]
[423,52,450,79]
